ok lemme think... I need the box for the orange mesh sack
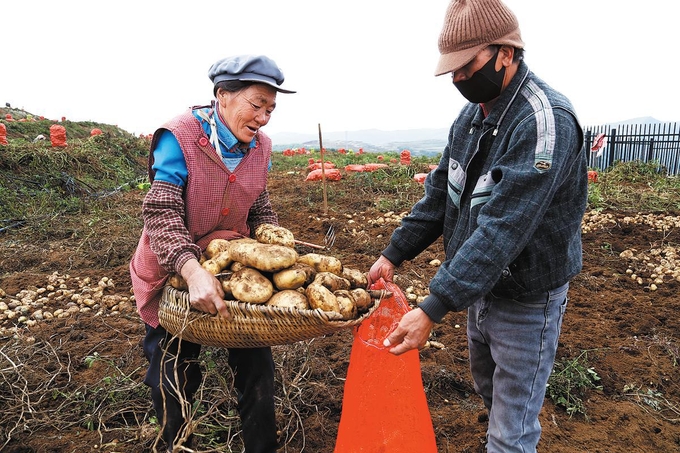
[400,149,411,165]
[305,168,342,181]
[0,123,7,145]
[334,279,437,452]
[50,125,67,147]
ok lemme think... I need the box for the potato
[229,241,298,272]
[255,223,295,248]
[334,290,358,319]
[168,273,188,290]
[350,288,373,311]
[230,267,274,304]
[212,250,232,270]
[342,267,368,289]
[218,273,234,298]
[205,238,231,258]
[230,237,258,245]
[313,272,351,292]
[230,261,247,272]
[298,253,343,275]
[293,262,317,285]
[266,290,309,310]
[306,282,340,313]
[273,266,308,290]
[201,258,222,275]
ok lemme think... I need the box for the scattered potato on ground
[266,290,309,310]
[230,268,274,304]
[255,223,295,248]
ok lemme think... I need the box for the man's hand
[383,307,435,355]
[181,259,231,320]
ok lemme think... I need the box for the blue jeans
[467,283,569,453]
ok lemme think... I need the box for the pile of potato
[168,224,376,320]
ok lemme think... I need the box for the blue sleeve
[151,130,188,186]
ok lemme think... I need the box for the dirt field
[1,167,679,452]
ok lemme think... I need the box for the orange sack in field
[0,123,7,145]
[50,124,67,147]
[413,173,428,184]
[400,149,411,165]
[308,161,336,171]
[334,279,437,452]
[305,168,342,181]
[344,164,366,172]
[90,128,103,137]
[362,163,389,172]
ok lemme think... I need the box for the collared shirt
[151,106,257,184]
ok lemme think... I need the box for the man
[367,0,588,451]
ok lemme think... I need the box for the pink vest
[130,109,272,326]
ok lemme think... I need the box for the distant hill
[604,116,662,127]
[0,106,135,141]
[269,128,449,157]
[271,117,676,156]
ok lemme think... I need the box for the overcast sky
[2,0,676,138]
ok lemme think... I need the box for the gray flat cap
[208,54,295,94]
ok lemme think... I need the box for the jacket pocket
[447,158,465,209]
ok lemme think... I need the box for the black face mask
[453,48,505,103]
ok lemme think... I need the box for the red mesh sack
[413,173,428,184]
[308,161,336,171]
[400,149,411,165]
[305,168,342,181]
[0,123,7,145]
[334,279,437,452]
[90,128,103,136]
[363,163,389,172]
[344,164,366,172]
[50,125,67,148]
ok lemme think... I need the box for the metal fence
[584,122,680,175]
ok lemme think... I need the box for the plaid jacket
[130,108,278,326]
[382,62,588,322]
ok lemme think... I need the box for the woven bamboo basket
[158,285,381,348]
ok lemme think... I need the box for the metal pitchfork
[294,224,336,251]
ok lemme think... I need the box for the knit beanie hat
[435,0,524,76]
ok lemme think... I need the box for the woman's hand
[180,259,231,319]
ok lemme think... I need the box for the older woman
[130,54,295,453]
